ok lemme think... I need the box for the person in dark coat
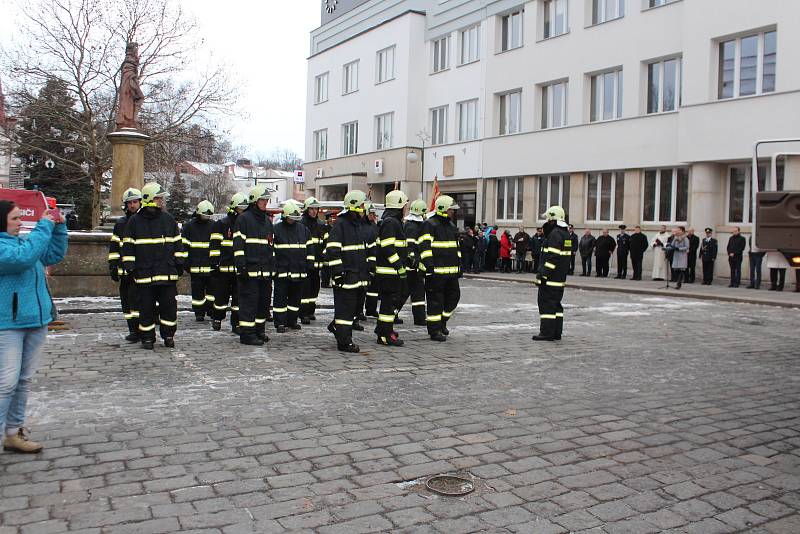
[746,235,765,290]
[699,228,718,285]
[513,227,530,273]
[485,229,500,271]
[594,229,616,277]
[727,227,746,287]
[474,229,486,273]
[578,229,596,276]
[461,227,477,274]
[615,225,630,279]
[567,225,578,275]
[530,228,545,273]
[628,226,648,281]
[686,227,700,283]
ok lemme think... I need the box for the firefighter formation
[108,182,570,352]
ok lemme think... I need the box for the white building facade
[304,0,800,274]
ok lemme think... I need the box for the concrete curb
[465,274,800,309]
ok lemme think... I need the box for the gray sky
[0,0,320,160]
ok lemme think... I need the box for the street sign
[293,170,305,184]
[0,189,49,228]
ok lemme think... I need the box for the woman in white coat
[766,251,789,291]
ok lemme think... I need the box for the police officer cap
[618,224,627,230]
[704,227,713,233]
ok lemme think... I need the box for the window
[342,121,358,156]
[541,81,568,129]
[496,177,524,220]
[342,61,359,94]
[432,36,449,73]
[313,129,327,160]
[459,25,480,64]
[718,30,776,99]
[538,175,570,220]
[586,171,624,222]
[314,72,329,104]
[457,99,479,141]
[375,113,393,150]
[647,58,681,113]
[431,106,448,145]
[499,90,522,135]
[590,69,622,122]
[642,168,688,222]
[592,0,624,24]
[543,0,568,39]
[376,46,395,83]
[501,10,523,52]
[727,164,772,224]
[649,0,679,7]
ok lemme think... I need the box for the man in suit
[594,229,616,277]
[628,226,648,281]
[699,227,718,285]
[727,226,746,287]
[686,228,700,283]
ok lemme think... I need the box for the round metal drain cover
[426,475,475,496]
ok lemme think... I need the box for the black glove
[110,268,120,282]
[332,272,344,287]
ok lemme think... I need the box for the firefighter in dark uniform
[121,182,184,350]
[533,205,571,341]
[272,200,313,333]
[320,212,334,288]
[374,190,409,346]
[233,184,274,346]
[300,196,327,324]
[209,193,248,333]
[325,190,370,353]
[182,200,215,321]
[401,199,427,326]
[418,195,462,342]
[615,224,630,279]
[358,202,379,326]
[108,187,142,342]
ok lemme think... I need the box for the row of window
[495,164,776,224]
[314,46,396,104]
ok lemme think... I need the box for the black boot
[532,334,555,341]
[441,325,450,336]
[240,330,264,346]
[141,339,155,350]
[309,314,316,321]
[394,317,404,325]
[352,321,364,331]
[125,332,140,343]
[338,343,360,353]
[377,334,404,347]
[289,324,301,330]
[211,320,222,331]
[327,321,337,334]
[257,329,269,342]
[430,332,447,342]
[301,316,311,325]
[195,313,205,322]
[163,338,175,348]
[276,325,287,333]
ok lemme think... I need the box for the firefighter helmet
[196,200,215,217]
[384,189,409,209]
[229,192,249,210]
[142,182,168,205]
[409,199,427,217]
[343,190,367,212]
[248,184,271,203]
[542,205,566,222]
[435,195,459,213]
[303,196,321,210]
[282,200,303,221]
[122,187,142,204]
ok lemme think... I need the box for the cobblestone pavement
[1,279,799,533]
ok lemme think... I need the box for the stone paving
[1,278,799,533]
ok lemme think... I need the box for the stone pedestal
[108,128,150,217]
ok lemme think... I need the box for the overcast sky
[0,0,320,160]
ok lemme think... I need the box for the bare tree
[2,0,236,226]
[257,147,303,172]
[199,172,235,213]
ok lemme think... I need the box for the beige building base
[109,128,150,217]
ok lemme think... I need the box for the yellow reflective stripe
[544,262,556,269]
[378,314,395,323]
[442,310,454,318]
[219,266,236,272]
[213,303,228,310]
[308,238,322,244]
[342,244,365,251]
[245,238,270,244]
[420,250,433,259]
[433,266,460,274]
[431,241,458,248]
[221,240,233,247]
[108,253,121,260]
[335,319,353,325]
[306,255,316,261]
[138,324,156,331]
[555,313,564,317]
[209,250,221,257]
[387,253,400,264]
[274,243,306,249]
[419,234,433,242]
[234,251,245,256]
[121,256,136,262]
[134,274,179,284]
[540,314,557,319]
[175,252,188,258]
[189,242,211,248]
[375,267,399,275]
[411,301,425,307]
[210,233,224,240]
[233,231,243,239]
[545,281,565,287]
[406,237,418,245]
[328,259,343,267]
[287,305,300,311]
[239,320,256,327]
[206,295,215,301]
[340,282,364,289]
[122,237,134,244]
[273,306,288,313]
[189,267,213,273]
[110,234,122,243]
[132,237,178,245]
[426,314,442,322]
[380,237,396,247]
[326,241,342,249]
[394,242,407,248]
[191,298,207,306]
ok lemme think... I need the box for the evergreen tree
[166,173,192,223]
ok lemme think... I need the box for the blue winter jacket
[0,219,68,330]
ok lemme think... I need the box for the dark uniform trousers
[404,271,427,324]
[274,278,303,327]
[138,283,178,342]
[209,272,239,328]
[364,278,378,316]
[425,276,460,336]
[300,269,321,318]
[687,254,697,283]
[333,287,359,346]
[703,259,715,284]
[616,250,628,278]
[596,255,611,277]
[238,276,269,335]
[376,286,400,338]
[631,254,645,280]
[190,274,212,316]
[119,274,139,335]
[581,255,592,276]
[568,254,576,275]
[538,285,564,339]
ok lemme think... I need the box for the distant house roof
[182,161,225,175]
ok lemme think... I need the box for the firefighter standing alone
[182,200,216,321]
[108,187,142,342]
[534,205,571,341]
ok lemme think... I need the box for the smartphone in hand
[47,208,65,224]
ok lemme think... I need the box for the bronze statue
[115,42,144,130]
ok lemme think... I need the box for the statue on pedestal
[115,42,144,130]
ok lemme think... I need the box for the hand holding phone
[46,208,65,224]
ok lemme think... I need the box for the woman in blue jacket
[0,200,67,453]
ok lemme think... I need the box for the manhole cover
[426,475,475,496]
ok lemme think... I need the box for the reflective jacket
[418,213,461,278]
[108,211,133,276]
[375,209,407,280]
[325,211,370,289]
[403,218,423,270]
[536,223,571,288]
[301,213,328,270]
[210,211,237,273]
[233,205,273,278]
[273,220,312,279]
[122,207,183,285]
[182,215,214,275]
[362,218,378,273]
